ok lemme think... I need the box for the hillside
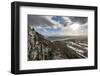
[28,26,87,61]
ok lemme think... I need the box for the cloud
[28,15,54,27]
[28,15,88,37]
[62,17,72,26]
[69,17,88,24]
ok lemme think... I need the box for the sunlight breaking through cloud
[28,15,88,37]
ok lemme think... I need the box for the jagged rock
[28,26,87,61]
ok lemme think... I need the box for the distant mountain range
[45,35,87,42]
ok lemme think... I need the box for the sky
[28,15,88,37]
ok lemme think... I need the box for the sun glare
[70,23,80,31]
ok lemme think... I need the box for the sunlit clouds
[28,15,88,37]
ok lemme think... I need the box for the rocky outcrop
[28,26,85,61]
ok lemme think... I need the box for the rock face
[28,26,86,61]
[28,26,54,60]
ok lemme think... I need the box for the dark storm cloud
[69,17,88,24]
[79,23,88,31]
[28,15,54,26]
